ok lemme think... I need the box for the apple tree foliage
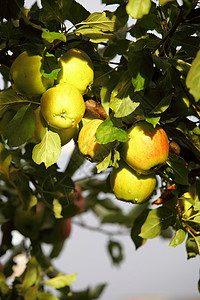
[1,0,200,298]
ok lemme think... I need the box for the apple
[121,120,169,174]
[33,106,79,145]
[57,48,94,94]
[41,218,71,244]
[78,118,112,162]
[13,200,45,239]
[9,51,54,97]
[40,83,85,129]
[110,161,157,204]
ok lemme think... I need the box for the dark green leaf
[3,105,36,147]
[167,153,189,185]
[186,49,200,102]
[107,240,123,264]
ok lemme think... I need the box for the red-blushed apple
[9,51,54,97]
[110,161,157,204]
[78,118,112,162]
[40,83,85,129]
[121,120,169,174]
[57,48,94,95]
[41,218,71,244]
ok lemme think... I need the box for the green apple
[121,120,169,174]
[40,83,85,129]
[78,118,112,162]
[33,106,79,145]
[9,51,54,97]
[57,48,94,95]
[14,200,45,239]
[110,161,157,204]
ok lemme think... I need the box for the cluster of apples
[78,118,169,204]
[9,48,94,145]
[10,47,169,206]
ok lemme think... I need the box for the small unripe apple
[33,106,79,145]
[57,48,94,95]
[78,119,112,162]
[110,161,157,204]
[122,120,169,174]
[40,83,85,129]
[14,200,45,239]
[10,51,54,97]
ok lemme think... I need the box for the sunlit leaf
[169,229,186,247]
[32,128,61,168]
[43,273,77,288]
[95,116,128,144]
[42,29,66,43]
[96,151,112,173]
[0,88,26,117]
[126,0,151,19]
[139,206,175,239]
[186,49,200,102]
[53,199,63,219]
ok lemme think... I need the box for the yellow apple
[9,51,54,97]
[40,83,85,129]
[57,48,94,94]
[121,120,169,174]
[110,161,157,204]
[78,118,112,162]
[33,106,79,145]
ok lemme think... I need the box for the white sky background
[1,0,199,299]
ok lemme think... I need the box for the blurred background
[1,0,200,299]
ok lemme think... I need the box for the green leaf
[128,49,153,92]
[126,0,151,19]
[107,240,123,264]
[53,199,63,219]
[43,273,77,288]
[32,128,61,168]
[186,49,200,102]
[139,206,175,239]
[0,88,26,117]
[42,29,66,43]
[169,229,186,247]
[95,116,128,144]
[110,71,140,118]
[89,283,107,299]
[37,293,59,300]
[21,257,41,291]
[0,143,12,175]
[159,0,175,6]
[75,11,120,42]
[3,105,36,147]
[42,52,61,80]
[96,152,112,174]
[145,116,160,127]
[150,94,173,115]
[167,153,189,185]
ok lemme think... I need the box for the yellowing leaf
[186,50,200,102]
[53,199,63,219]
[43,273,77,288]
[126,0,151,19]
[32,128,61,168]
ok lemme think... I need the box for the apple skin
[13,201,45,239]
[78,118,112,162]
[33,106,79,145]
[41,219,71,244]
[110,161,157,204]
[9,51,54,97]
[40,83,85,129]
[57,48,94,95]
[121,120,169,174]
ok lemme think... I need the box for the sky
[1,0,200,299]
